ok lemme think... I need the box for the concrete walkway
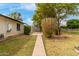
[32,32,46,56]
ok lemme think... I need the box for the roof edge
[0,14,24,24]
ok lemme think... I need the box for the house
[0,14,24,38]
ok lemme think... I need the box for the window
[17,24,20,31]
[7,24,12,32]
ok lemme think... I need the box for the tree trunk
[55,19,61,35]
[58,19,61,35]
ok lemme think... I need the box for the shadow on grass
[43,35,71,41]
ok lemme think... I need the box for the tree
[9,12,23,21]
[32,13,42,31]
[32,3,79,35]
[32,4,57,31]
[67,19,79,29]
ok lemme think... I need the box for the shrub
[24,25,31,35]
[41,18,57,38]
[67,19,79,29]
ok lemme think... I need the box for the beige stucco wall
[0,16,24,38]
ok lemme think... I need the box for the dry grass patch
[43,34,79,56]
[0,35,36,56]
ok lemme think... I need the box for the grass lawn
[43,34,79,56]
[65,31,79,35]
[0,35,36,56]
[62,29,79,35]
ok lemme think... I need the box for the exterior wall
[0,18,6,36]
[0,16,24,38]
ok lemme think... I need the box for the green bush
[24,25,31,35]
[41,18,57,38]
[67,19,79,29]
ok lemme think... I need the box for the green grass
[66,31,79,35]
[62,29,79,35]
[0,35,36,56]
[43,34,79,56]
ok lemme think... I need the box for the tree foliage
[32,3,79,35]
[67,19,79,29]
[9,12,23,21]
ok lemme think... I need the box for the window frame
[17,23,20,31]
[7,23,12,32]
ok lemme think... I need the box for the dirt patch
[51,35,69,39]
[44,34,79,56]
[46,34,73,40]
